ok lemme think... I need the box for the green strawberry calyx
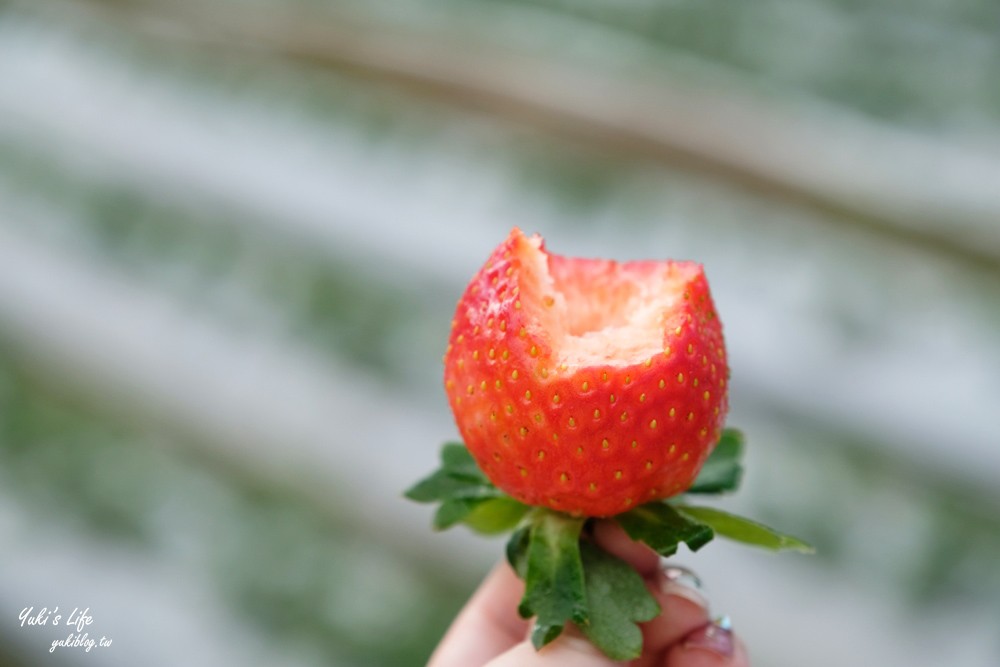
[405,429,813,661]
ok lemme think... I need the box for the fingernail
[682,616,734,658]
[660,563,708,610]
[662,563,703,590]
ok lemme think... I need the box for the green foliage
[404,444,500,503]
[687,428,744,494]
[675,505,814,553]
[463,497,531,534]
[518,512,588,648]
[405,444,528,534]
[404,444,495,502]
[615,502,715,556]
[409,434,811,660]
[506,525,531,578]
[576,541,660,661]
[503,510,663,659]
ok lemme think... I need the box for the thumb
[486,630,622,667]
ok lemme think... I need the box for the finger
[665,619,750,667]
[640,566,711,654]
[485,630,617,667]
[428,561,529,667]
[592,520,660,577]
[633,648,668,667]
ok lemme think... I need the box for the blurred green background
[1,0,999,665]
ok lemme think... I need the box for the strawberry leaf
[518,511,589,649]
[575,541,660,661]
[440,442,483,478]
[687,428,744,494]
[405,470,501,503]
[506,525,531,577]
[407,445,527,534]
[432,498,482,529]
[675,505,814,553]
[404,444,501,503]
[463,497,530,535]
[615,502,715,556]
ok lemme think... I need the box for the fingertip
[734,636,750,667]
[665,619,750,667]
[485,631,618,667]
[640,569,711,654]
[592,520,659,576]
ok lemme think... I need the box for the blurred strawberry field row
[1,1,999,666]
[0,353,467,666]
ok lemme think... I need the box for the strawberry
[443,228,729,517]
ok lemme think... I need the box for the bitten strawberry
[443,228,728,517]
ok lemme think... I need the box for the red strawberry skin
[443,228,728,517]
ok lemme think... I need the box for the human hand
[429,521,749,667]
